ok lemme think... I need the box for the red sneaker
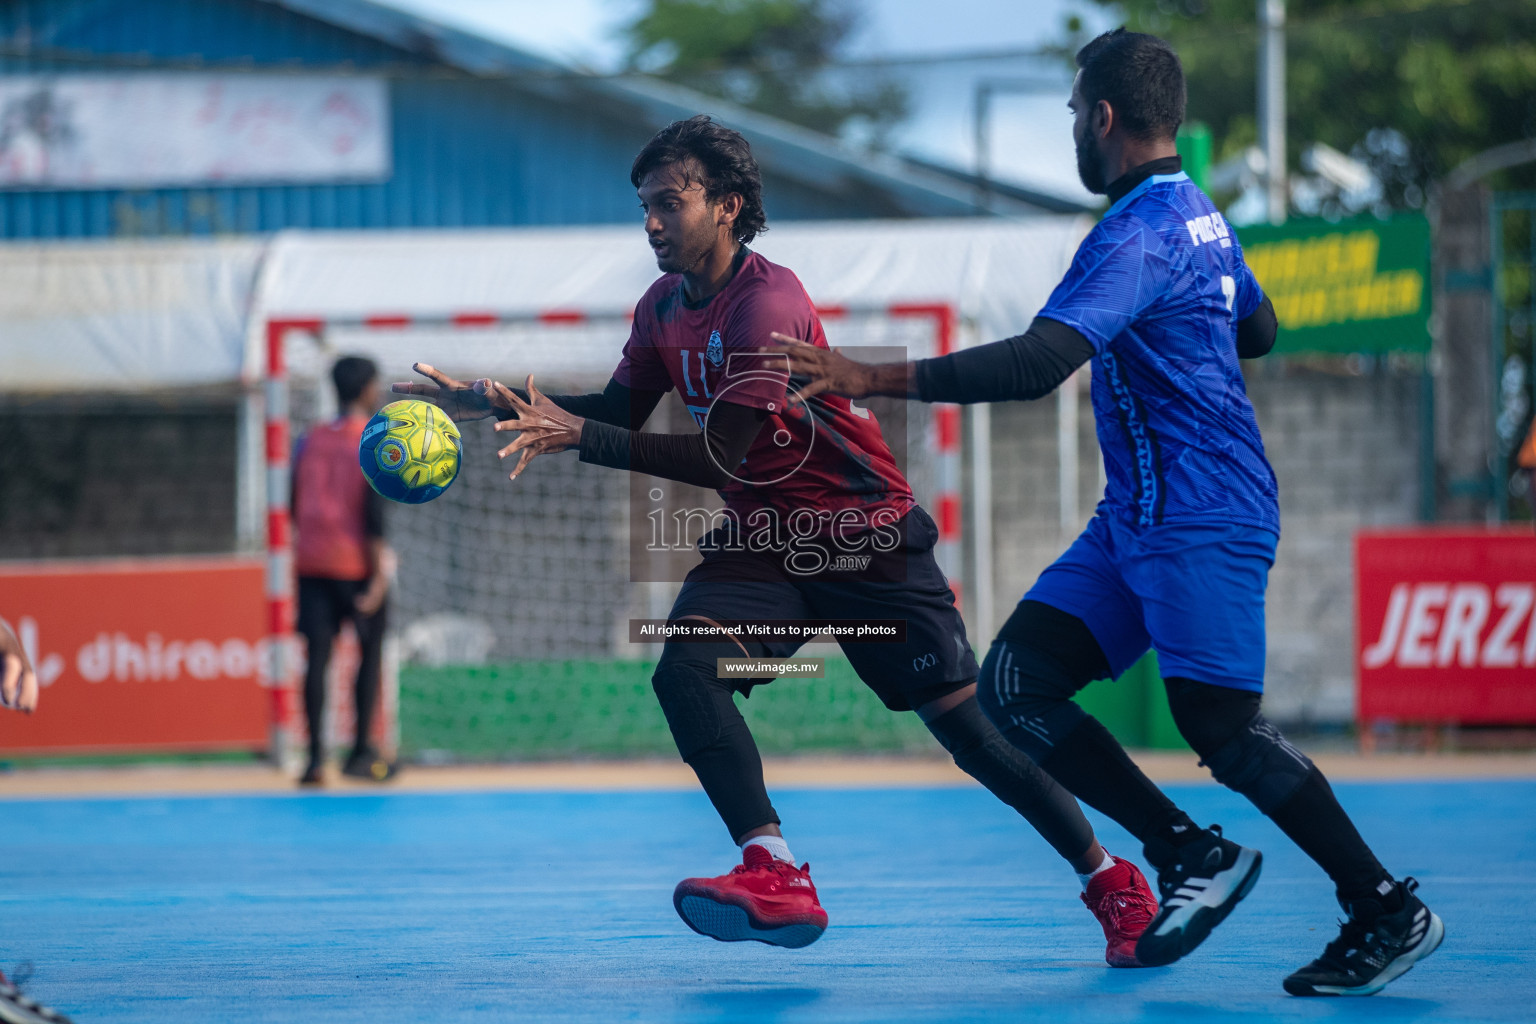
[1081,855,1159,967]
[673,844,828,948]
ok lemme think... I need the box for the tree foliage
[621,0,907,144]
[1064,0,1536,207]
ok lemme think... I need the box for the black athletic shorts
[667,507,978,711]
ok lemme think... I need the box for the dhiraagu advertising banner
[1237,214,1431,355]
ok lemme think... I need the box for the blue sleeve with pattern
[1036,218,1174,354]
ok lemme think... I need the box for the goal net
[272,307,953,762]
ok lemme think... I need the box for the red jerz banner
[1356,529,1536,724]
[0,557,268,754]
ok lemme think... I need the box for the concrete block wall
[983,362,1423,728]
[1253,365,1422,723]
[0,397,239,560]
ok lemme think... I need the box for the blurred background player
[773,29,1442,997]
[1519,417,1536,529]
[292,356,397,786]
[0,617,74,1024]
[396,115,1159,962]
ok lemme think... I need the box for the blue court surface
[1,778,1531,1023]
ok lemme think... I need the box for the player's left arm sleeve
[913,317,1095,403]
[1236,293,1278,359]
[578,400,769,489]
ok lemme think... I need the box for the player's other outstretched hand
[391,363,512,422]
[492,375,584,481]
[768,332,875,404]
[0,617,39,713]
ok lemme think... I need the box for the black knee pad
[1166,678,1313,814]
[652,642,780,840]
[925,694,993,760]
[652,642,744,761]
[925,695,1094,860]
[977,639,1091,764]
[996,600,1114,682]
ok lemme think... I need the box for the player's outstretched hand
[768,332,875,403]
[391,363,512,422]
[0,617,39,713]
[492,375,584,481]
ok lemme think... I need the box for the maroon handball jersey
[615,249,915,525]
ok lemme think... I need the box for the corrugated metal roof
[262,0,1084,218]
[0,0,1087,239]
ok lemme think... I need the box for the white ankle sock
[742,834,795,864]
[1076,849,1115,891]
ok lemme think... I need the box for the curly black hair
[630,115,767,244]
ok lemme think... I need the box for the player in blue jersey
[775,28,1442,998]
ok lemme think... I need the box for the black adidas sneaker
[1283,878,1444,996]
[1134,825,1263,967]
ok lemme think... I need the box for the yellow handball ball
[358,400,463,504]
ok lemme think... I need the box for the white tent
[251,218,1090,368]
[0,218,1090,387]
[0,217,1093,640]
[0,237,263,390]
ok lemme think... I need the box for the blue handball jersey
[1037,171,1280,534]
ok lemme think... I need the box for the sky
[375,0,1118,203]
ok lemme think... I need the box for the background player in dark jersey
[396,115,1160,960]
[775,31,1442,997]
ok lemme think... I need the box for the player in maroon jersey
[395,116,1156,959]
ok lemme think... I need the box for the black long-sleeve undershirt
[914,293,1279,405]
[580,400,769,489]
[496,378,664,430]
[497,378,769,490]
[1237,295,1278,359]
[914,317,1094,404]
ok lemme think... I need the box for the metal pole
[1491,198,1506,523]
[969,398,994,645]
[973,83,992,212]
[1058,369,1080,536]
[1419,361,1437,522]
[236,386,265,553]
[1523,202,1536,521]
[971,76,1061,213]
[1258,0,1287,224]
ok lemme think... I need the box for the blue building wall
[0,0,900,239]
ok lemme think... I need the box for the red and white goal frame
[260,302,964,763]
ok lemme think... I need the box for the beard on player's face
[640,161,729,275]
[653,212,719,274]
[1075,122,1108,195]
[1070,74,1108,196]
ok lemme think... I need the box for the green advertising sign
[1237,214,1431,355]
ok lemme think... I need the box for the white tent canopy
[0,237,264,390]
[254,218,1090,378]
[0,217,1090,389]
